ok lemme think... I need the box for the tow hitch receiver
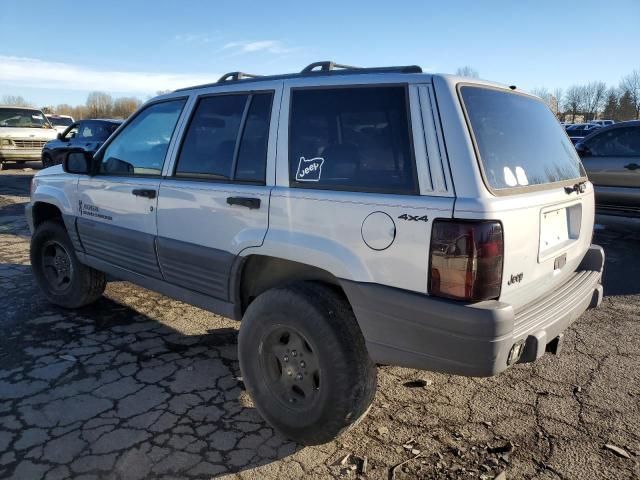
[546,334,564,356]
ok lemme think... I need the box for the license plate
[540,208,569,253]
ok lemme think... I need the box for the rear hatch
[458,85,593,310]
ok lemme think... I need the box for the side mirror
[63,150,93,174]
[575,143,591,157]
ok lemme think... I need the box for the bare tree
[552,88,564,116]
[583,81,607,120]
[54,104,75,116]
[620,70,640,119]
[564,85,583,122]
[2,95,32,107]
[86,91,113,118]
[531,87,553,109]
[455,66,479,78]
[112,97,142,119]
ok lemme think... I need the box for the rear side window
[175,92,273,183]
[584,127,640,157]
[289,86,417,194]
[461,86,585,191]
[236,93,273,182]
[78,122,117,141]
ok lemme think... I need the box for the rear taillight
[429,219,503,302]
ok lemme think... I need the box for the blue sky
[1,0,638,107]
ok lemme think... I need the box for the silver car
[576,120,640,213]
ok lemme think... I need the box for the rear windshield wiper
[564,181,586,194]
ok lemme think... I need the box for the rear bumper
[0,149,42,161]
[341,245,604,377]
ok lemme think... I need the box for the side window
[236,93,273,182]
[77,122,94,140]
[62,124,78,141]
[586,127,640,157]
[100,99,185,175]
[175,92,273,183]
[289,86,417,194]
[90,122,118,141]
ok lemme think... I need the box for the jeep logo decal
[296,157,324,182]
[507,272,524,286]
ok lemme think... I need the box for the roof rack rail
[217,71,262,83]
[301,61,360,73]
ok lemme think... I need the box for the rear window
[289,86,417,195]
[49,117,73,127]
[461,86,585,191]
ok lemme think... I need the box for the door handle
[132,188,157,199]
[226,196,261,209]
[624,163,639,171]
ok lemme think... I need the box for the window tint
[176,95,247,179]
[585,127,640,157]
[289,86,417,194]
[175,92,272,183]
[100,99,185,175]
[79,122,119,141]
[235,93,273,183]
[461,86,585,190]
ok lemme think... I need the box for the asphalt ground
[0,162,638,479]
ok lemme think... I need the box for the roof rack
[217,71,262,83]
[174,62,424,92]
[301,61,360,73]
[301,61,422,75]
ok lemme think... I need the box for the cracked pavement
[0,163,638,479]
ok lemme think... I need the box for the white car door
[76,98,188,278]
[156,82,281,300]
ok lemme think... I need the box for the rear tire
[30,220,106,308]
[238,282,377,445]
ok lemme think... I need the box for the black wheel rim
[41,240,73,293]
[259,326,321,410]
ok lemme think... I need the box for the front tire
[238,282,377,445]
[30,220,106,308]
[42,154,54,169]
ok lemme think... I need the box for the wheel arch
[234,255,348,317]
[32,201,63,227]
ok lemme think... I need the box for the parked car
[575,120,640,213]
[26,62,603,445]
[46,114,75,134]
[0,106,58,170]
[566,123,601,144]
[589,119,615,127]
[41,119,122,168]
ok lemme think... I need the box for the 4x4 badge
[398,214,428,222]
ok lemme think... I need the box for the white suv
[26,61,604,444]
